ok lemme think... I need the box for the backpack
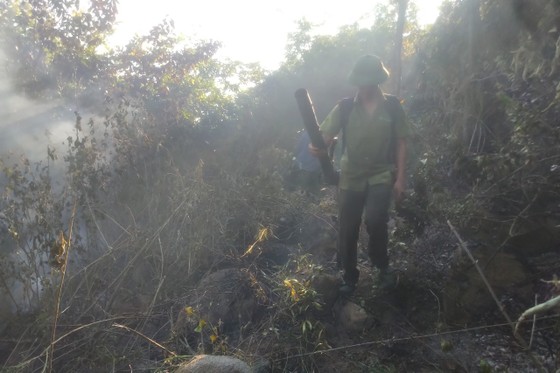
[332,94,401,165]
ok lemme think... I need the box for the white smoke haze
[0,47,105,325]
[0,46,112,188]
[0,51,78,162]
[0,50,61,325]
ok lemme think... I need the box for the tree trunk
[467,0,481,72]
[390,0,408,96]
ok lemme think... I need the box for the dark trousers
[338,184,392,285]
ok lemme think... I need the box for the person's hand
[393,177,406,205]
[308,143,327,158]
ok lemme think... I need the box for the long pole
[294,88,339,185]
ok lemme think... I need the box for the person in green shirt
[310,55,409,294]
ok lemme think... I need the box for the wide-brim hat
[348,54,390,86]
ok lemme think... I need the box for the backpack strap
[383,94,401,164]
[337,94,401,164]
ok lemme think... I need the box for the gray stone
[338,301,370,331]
[310,273,339,311]
[175,355,251,373]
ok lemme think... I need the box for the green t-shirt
[320,95,409,191]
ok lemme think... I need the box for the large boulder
[443,250,530,324]
[175,355,251,373]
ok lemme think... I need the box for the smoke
[0,47,101,319]
[0,48,77,163]
[0,50,61,316]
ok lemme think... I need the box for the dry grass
[0,117,332,372]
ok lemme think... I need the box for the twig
[271,315,560,363]
[483,191,539,275]
[130,274,166,354]
[447,220,514,326]
[10,316,133,369]
[79,199,186,318]
[529,295,538,349]
[85,194,111,250]
[47,198,78,373]
[482,154,560,194]
[447,220,546,372]
[113,323,176,357]
[428,289,442,323]
[508,192,539,237]
[2,323,37,371]
[158,235,165,278]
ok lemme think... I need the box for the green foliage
[0,157,62,310]
[479,359,493,373]
[109,19,238,127]
[263,253,330,370]
[406,0,560,253]
[0,0,117,98]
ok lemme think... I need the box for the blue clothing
[295,131,321,172]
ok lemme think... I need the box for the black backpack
[332,94,401,164]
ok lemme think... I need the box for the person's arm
[308,133,335,157]
[393,138,407,203]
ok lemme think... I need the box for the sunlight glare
[109,0,443,70]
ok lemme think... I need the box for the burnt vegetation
[0,0,559,372]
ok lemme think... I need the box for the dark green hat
[348,54,390,86]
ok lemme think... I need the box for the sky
[108,0,444,70]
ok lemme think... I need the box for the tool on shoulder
[294,88,339,185]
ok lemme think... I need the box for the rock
[174,268,259,340]
[310,273,339,311]
[338,301,370,331]
[443,251,529,324]
[176,355,251,373]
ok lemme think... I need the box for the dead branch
[48,198,78,373]
[447,220,514,326]
[447,220,546,372]
[113,323,176,357]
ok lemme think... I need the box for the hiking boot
[338,282,356,296]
